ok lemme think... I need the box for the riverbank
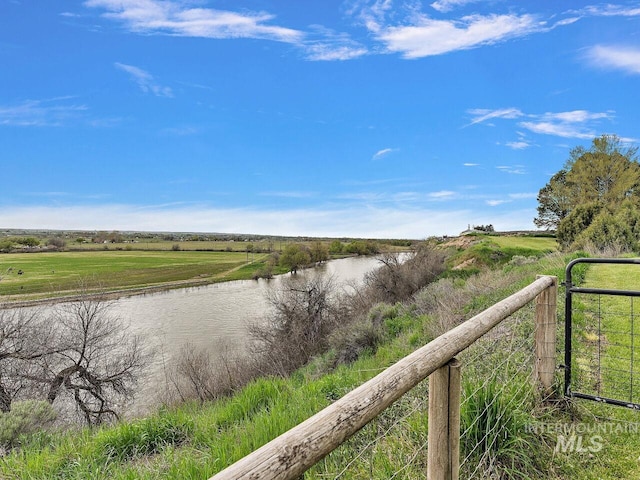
[0,251,283,307]
[9,246,638,479]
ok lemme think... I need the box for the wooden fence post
[535,275,557,396]
[428,358,461,480]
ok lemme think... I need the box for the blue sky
[1,1,639,238]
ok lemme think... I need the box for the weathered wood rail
[210,275,558,480]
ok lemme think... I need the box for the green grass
[488,235,558,252]
[551,259,640,480]
[0,251,269,298]
[66,240,278,252]
[4,242,639,479]
[448,236,556,271]
[569,262,640,401]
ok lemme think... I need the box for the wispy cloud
[87,0,368,62]
[430,0,483,13]
[463,162,479,167]
[115,62,173,97]
[505,140,532,150]
[470,107,619,140]
[467,107,523,126]
[497,165,526,175]
[486,199,509,206]
[85,0,303,43]
[520,110,615,139]
[0,203,538,238]
[372,147,397,160]
[0,98,88,127]
[585,44,640,75]
[428,190,456,200]
[573,4,640,17]
[304,26,368,61]
[259,191,316,199]
[480,192,535,207]
[304,42,368,61]
[372,13,544,58]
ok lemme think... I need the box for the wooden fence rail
[210,275,557,480]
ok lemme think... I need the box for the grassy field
[0,250,270,299]
[488,234,557,252]
[65,240,278,252]
[558,261,640,479]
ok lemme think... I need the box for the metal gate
[564,258,640,409]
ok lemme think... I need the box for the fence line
[209,275,557,480]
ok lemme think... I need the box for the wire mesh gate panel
[564,258,640,409]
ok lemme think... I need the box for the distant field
[0,250,268,299]
[66,240,278,252]
[488,235,557,252]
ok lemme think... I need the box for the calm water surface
[111,256,383,413]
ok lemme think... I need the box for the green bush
[329,320,383,365]
[573,200,640,252]
[556,202,602,249]
[0,400,57,449]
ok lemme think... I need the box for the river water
[109,256,383,413]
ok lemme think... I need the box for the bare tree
[40,297,149,424]
[249,276,340,376]
[0,308,57,412]
[0,293,150,426]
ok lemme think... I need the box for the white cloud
[115,63,173,97]
[375,13,543,58]
[486,199,509,206]
[0,203,526,238]
[505,141,532,150]
[303,26,368,61]
[518,121,595,139]
[304,43,368,61]
[463,162,479,167]
[85,0,303,43]
[586,45,640,75]
[428,190,456,200]
[467,107,523,126]
[430,0,482,13]
[0,98,88,127]
[372,147,396,160]
[0,195,542,237]
[577,5,640,17]
[497,165,526,175]
[470,106,619,141]
[540,110,613,123]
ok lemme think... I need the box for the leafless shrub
[249,276,341,376]
[164,342,258,404]
[362,245,446,305]
[415,267,531,338]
